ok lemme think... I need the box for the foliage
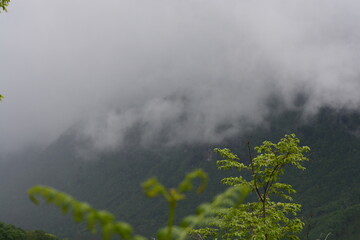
[28,185,146,240]
[142,169,207,240]
[184,184,249,239]
[0,0,10,12]
[0,95,3,101]
[194,134,310,240]
[0,222,26,240]
[26,230,59,240]
[0,222,59,240]
[28,169,248,240]
[5,109,356,239]
[27,134,309,240]
[142,170,249,240]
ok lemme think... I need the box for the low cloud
[1,0,360,155]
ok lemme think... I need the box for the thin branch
[247,142,263,202]
[264,164,281,199]
[264,151,290,198]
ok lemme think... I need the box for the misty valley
[0,108,360,240]
[2,0,360,239]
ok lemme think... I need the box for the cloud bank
[1,0,360,154]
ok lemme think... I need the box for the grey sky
[1,0,360,154]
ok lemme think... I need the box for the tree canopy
[0,222,59,240]
[194,134,310,240]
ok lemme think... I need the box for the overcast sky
[1,0,360,155]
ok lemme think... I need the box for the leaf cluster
[217,134,309,198]
[0,222,58,240]
[196,134,310,239]
[28,170,248,240]
[142,169,208,240]
[0,0,10,12]
[156,185,248,240]
[28,186,146,240]
[142,169,207,203]
[27,134,308,240]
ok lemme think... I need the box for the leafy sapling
[195,134,310,240]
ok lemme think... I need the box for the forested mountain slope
[0,108,359,240]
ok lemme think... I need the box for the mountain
[0,107,359,240]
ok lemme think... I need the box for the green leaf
[27,185,143,240]
[114,222,132,239]
[102,223,114,240]
[86,212,97,233]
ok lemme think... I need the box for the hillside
[0,107,359,240]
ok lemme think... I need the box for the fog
[1,0,360,155]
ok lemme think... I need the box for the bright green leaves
[142,177,167,198]
[178,169,207,193]
[182,185,249,240]
[27,134,309,240]
[143,169,207,202]
[101,221,133,240]
[142,169,208,240]
[221,176,249,188]
[86,211,97,233]
[215,148,251,171]
[28,185,140,240]
[196,133,310,239]
[254,134,310,170]
[271,182,297,201]
[28,170,209,240]
[215,134,309,201]
[0,0,10,12]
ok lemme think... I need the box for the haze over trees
[28,134,310,240]
[193,134,309,240]
[0,108,354,240]
[2,1,360,240]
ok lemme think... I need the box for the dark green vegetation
[0,108,360,239]
[0,221,59,240]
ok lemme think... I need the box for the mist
[1,0,360,155]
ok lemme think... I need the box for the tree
[0,222,26,240]
[28,134,308,240]
[0,0,10,12]
[0,222,59,240]
[194,133,310,240]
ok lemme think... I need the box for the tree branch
[248,142,263,202]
